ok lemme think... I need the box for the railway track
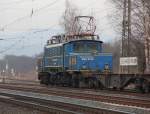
[1,78,149,97]
[0,83,149,109]
[1,77,149,95]
[0,94,79,114]
[0,89,129,114]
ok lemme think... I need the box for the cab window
[87,43,97,52]
[74,43,85,52]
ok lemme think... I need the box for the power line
[0,0,28,6]
[0,37,25,53]
[0,37,21,40]
[0,0,31,13]
[32,0,60,14]
[0,24,59,54]
[2,0,61,30]
[81,0,101,11]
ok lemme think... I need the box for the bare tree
[60,0,79,35]
[109,0,150,73]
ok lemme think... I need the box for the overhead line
[0,24,59,53]
[0,0,31,12]
[2,0,61,30]
[0,37,25,53]
[33,0,60,14]
[0,0,27,6]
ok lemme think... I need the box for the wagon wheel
[142,81,150,93]
[72,77,79,88]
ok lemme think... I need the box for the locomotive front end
[64,39,112,73]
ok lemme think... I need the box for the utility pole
[143,1,150,73]
[121,0,131,73]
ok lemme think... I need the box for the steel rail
[0,91,129,114]
[0,83,149,108]
[0,95,80,114]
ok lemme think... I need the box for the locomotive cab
[63,39,112,73]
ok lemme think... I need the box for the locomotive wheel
[40,74,49,85]
[93,79,100,89]
[88,78,98,88]
[119,87,124,91]
[98,80,105,90]
[143,86,149,93]
[72,80,75,87]
[72,78,79,88]
[49,74,54,85]
[67,76,72,87]
[88,80,94,88]
[142,81,150,93]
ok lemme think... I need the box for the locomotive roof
[66,39,103,43]
[45,39,103,48]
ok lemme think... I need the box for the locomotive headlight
[103,63,110,73]
[104,64,109,70]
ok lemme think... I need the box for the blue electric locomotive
[36,14,150,92]
[37,34,112,87]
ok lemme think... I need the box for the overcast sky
[0,0,116,58]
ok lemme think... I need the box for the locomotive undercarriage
[38,72,150,93]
